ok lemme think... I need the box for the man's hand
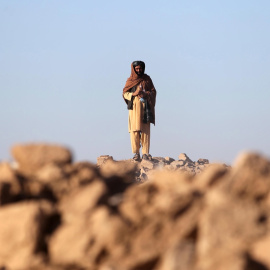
[139,91,147,98]
[132,88,141,96]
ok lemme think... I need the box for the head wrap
[123,61,149,93]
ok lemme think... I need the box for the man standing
[123,61,157,161]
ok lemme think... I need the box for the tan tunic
[123,85,149,133]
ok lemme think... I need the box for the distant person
[123,61,157,161]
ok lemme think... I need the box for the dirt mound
[0,144,270,270]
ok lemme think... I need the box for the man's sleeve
[123,92,133,101]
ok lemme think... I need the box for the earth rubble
[0,143,269,270]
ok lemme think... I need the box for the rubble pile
[0,143,270,270]
[97,153,215,182]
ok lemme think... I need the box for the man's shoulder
[143,74,152,80]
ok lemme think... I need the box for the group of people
[122,61,157,161]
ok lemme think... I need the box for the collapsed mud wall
[0,143,270,270]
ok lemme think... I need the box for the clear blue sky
[1,0,270,164]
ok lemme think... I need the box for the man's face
[134,65,143,76]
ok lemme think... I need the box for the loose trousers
[130,122,150,154]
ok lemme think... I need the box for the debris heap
[0,143,269,270]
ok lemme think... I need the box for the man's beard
[136,71,143,76]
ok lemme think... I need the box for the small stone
[170,161,183,169]
[178,160,185,166]
[97,155,113,167]
[164,157,175,164]
[185,162,195,168]
[197,158,209,165]
[178,153,194,163]
[140,159,155,170]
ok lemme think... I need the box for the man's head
[132,61,145,76]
